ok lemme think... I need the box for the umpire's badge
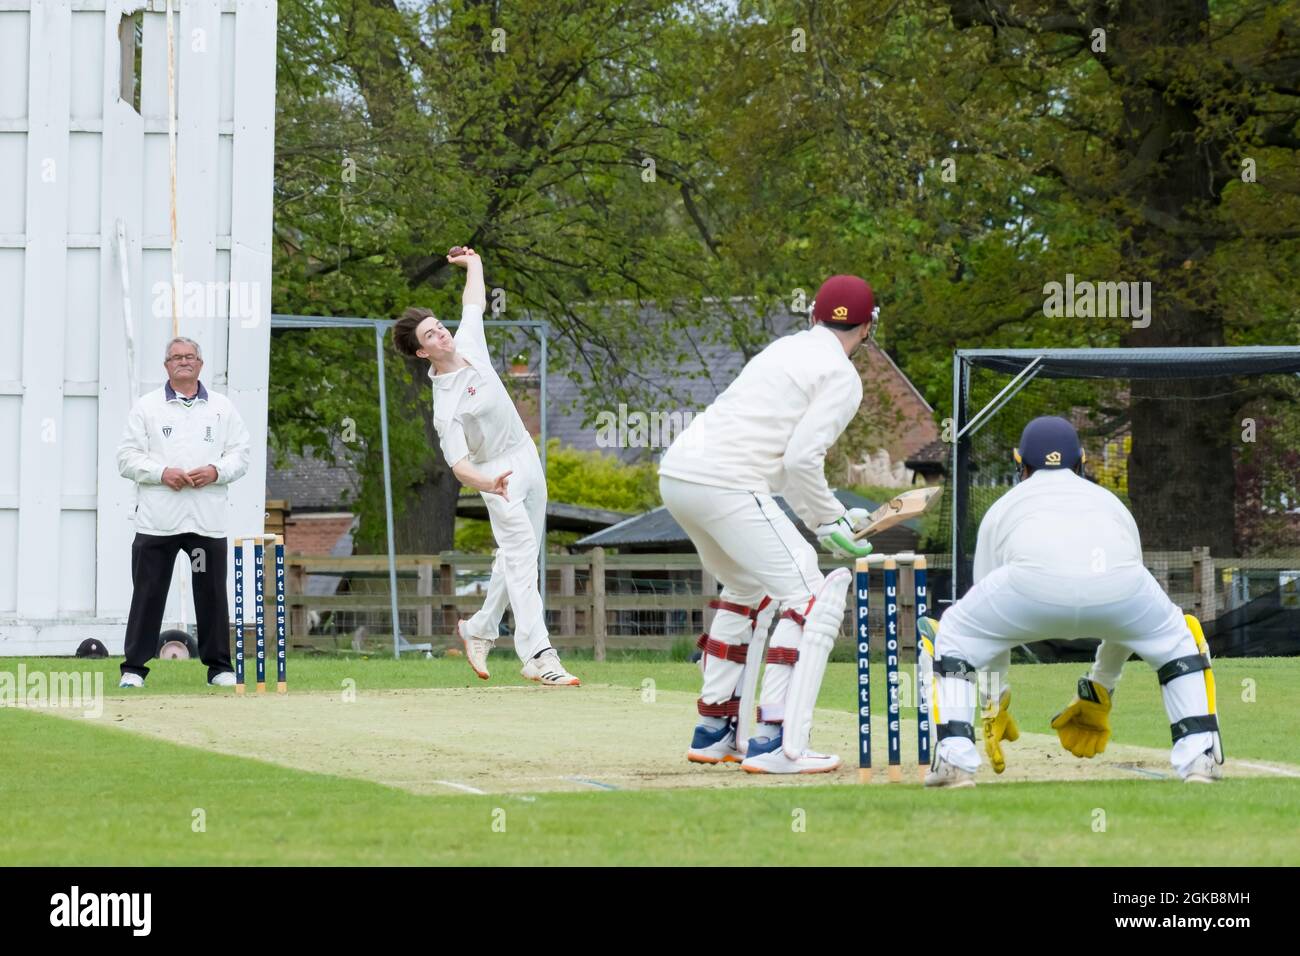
[1046,451,1062,465]
[204,425,214,443]
[162,426,172,438]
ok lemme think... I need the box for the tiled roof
[545,301,803,462]
[906,439,948,467]
[266,440,360,512]
[573,489,922,551]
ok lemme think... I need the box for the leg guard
[735,598,777,754]
[1157,614,1223,770]
[696,596,771,723]
[755,612,804,725]
[931,650,980,773]
[781,568,851,760]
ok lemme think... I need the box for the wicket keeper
[922,416,1223,787]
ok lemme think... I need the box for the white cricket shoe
[457,619,495,680]
[741,748,841,775]
[924,754,977,789]
[521,648,580,686]
[119,673,144,689]
[1181,751,1223,784]
[208,672,237,687]
[687,723,742,764]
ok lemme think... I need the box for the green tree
[271,0,727,550]
[693,0,1299,551]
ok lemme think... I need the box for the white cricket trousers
[462,440,550,662]
[660,476,826,723]
[935,564,1217,776]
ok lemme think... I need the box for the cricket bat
[851,486,942,540]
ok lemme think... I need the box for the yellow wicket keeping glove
[1050,677,1113,758]
[981,689,1019,774]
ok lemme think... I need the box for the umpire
[115,337,251,688]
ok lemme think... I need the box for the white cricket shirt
[973,468,1148,604]
[430,303,531,466]
[658,324,863,529]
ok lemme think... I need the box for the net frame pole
[269,314,551,650]
[951,355,969,603]
[956,356,1043,441]
[374,323,403,659]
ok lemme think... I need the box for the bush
[544,439,661,512]
[452,442,662,553]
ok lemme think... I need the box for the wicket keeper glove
[981,688,1019,774]
[815,515,873,559]
[1050,677,1113,758]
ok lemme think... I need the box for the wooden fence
[279,549,950,659]
[273,547,1295,659]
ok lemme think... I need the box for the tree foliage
[270,0,1299,553]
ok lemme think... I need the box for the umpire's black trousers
[122,532,233,681]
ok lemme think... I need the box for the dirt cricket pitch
[46,683,1300,795]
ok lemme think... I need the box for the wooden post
[591,547,607,661]
[287,559,306,644]
[1192,546,1215,621]
[417,559,433,639]
[1152,554,1170,597]
[899,563,915,652]
[440,560,455,632]
[1202,548,1216,620]
[561,563,576,636]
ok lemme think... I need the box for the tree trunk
[1117,0,1236,553]
[395,354,461,554]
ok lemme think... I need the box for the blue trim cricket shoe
[687,721,742,765]
[745,730,783,756]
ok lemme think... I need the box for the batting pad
[782,568,851,759]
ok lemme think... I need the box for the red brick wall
[284,514,354,556]
[859,343,940,459]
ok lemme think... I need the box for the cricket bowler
[392,247,579,686]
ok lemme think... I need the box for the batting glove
[815,515,873,559]
[844,506,872,534]
[1050,677,1113,758]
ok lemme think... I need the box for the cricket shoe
[457,619,494,680]
[924,754,977,789]
[687,722,742,764]
[521,648,580,686]
[1181,751,1223,784]
[208,671,237,687]
[741,733,841,774]
[119,673,144,689]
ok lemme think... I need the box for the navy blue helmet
[1014,416,1085,473]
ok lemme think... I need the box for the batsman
[920,416,1224,787]
[659,276,877,774]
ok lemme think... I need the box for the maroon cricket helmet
[812,275,878,337]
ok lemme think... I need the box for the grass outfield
[2,655,1298,865]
